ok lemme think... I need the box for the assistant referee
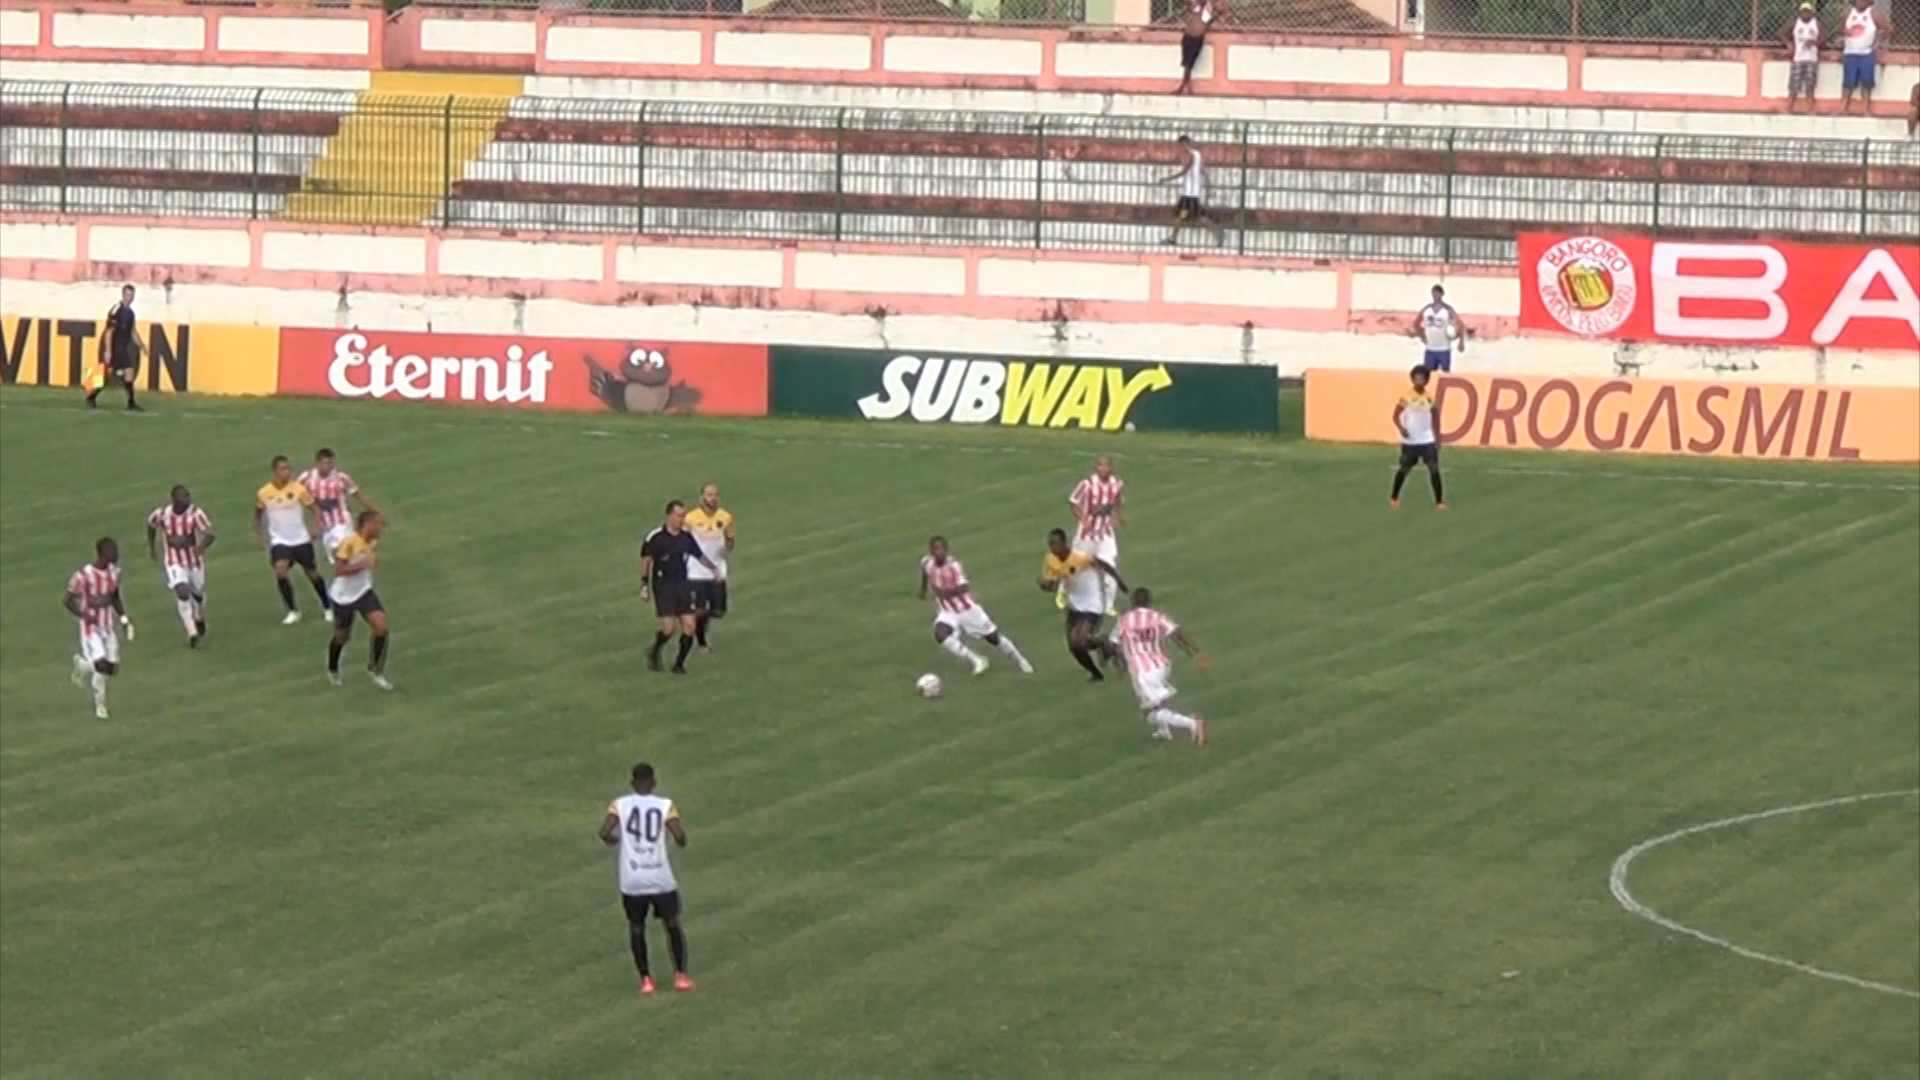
[640,500,713,674]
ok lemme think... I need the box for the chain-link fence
[1418,0,1917,46]
[5,81,1917,266]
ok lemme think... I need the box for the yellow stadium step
[283,73,523,227]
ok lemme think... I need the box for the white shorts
[1072,533,1118,564]
[934,605,998,639]
[1131,665,1175,711]
[79,626,121,666]
[163,564,206,594]
[321,524,352,561]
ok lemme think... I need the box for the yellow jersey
[1397,390,1437,445]
[328,531,377,605]
[1041,549,1104,613]
[256,481,315,547]
[684,506,733,581]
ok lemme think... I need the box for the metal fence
[4,82,1917,267]
[397,0,1919,42]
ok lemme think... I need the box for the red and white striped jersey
[147,503,212,570]
[67,562,123,635]
[1114,607,1178,673]
[921,555,976,613]
[1070,474,1125,543]
[297,467,358,533]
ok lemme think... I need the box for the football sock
[90,672,108,711]
[191,593,205,620]
[939,635,981,665]
[176,599,197,636]
[1391,466,1412,499]
[674,636,695,667]
[309,577,330,610]
[327,640,345,673]
[629,925,651,978]
[1430,470,1445,504]
[694,615,710,647]
[85,388,101,406]
[370,633,389,672]
[124,384,137,408]
[1069,644,1103,678]
[276,577,297,611]
[995,636,1029,665]
[667,925,689,974]
[1149,706,1198,734]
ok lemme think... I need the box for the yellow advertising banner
[1306,369,1920,464]
[1,316,279,396]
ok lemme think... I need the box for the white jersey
[1791,17,1822,62]
[1419,303,1456,350]
[1843,6,1878,53]
[609,792,680,895]
[1180,149,1206,200]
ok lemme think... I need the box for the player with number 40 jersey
[599,762,694,996]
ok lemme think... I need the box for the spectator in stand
[1837,0,1893,114]
[1909,81,1919,136]
[1161,135,1224,247]
[1782,2,1824,113]
[1176,0,1224,96]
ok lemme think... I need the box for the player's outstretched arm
[666,817,687,849]
[598,811,620,847]
[918,570,930,602]
[146,522,159,562]
[251,503,267,547]
[1171,627,1208,668]
[110,588,133,639]
[639,552,654,599]
[1093,558,1127,592]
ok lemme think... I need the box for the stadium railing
[4,82,1916,267]
[383,0,1916,44]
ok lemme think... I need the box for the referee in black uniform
[641,500,715,674]
[87,284,143,412]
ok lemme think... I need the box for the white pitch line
[1609,789,1920,999]
[3,401,1915,492]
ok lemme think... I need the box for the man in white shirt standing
[1838,0,1893,113]
[1410,284,1468,373]
[599,762,694,996]
[1162,136,1224,248]
[1782,3,1824,113]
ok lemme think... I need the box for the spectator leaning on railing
[1176,0,1224,96]
[1837,0,1893,114]
[1782,2,1823,113]
[1909,80,1919,136]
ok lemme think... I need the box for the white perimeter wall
[3,278,1911,390]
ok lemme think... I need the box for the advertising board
[1,315,278,395]
[1519,234,1920,352]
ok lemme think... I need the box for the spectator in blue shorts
[1410,284,1467,372]
[1838,0,1892,114]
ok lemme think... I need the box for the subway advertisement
[1305,369,1920,464]
[767,347,1281,434]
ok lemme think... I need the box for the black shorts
[270,542,317,571]
[1065,609,1102,634]
[622,890,681,922]
[332,590,383,628]
[1175,196,1203,221]
[1399,443,1440,468]
[652,581,693,618]
[1180,32,1204,69]
[690,580,729,617]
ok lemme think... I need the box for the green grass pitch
[1,386,1916,1079]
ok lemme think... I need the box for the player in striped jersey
[65,537,132,720]
[145,484,214,647]
[919,535,1032,676]
[1112,587,1208,747]
[297,448,378,559]
[1066,456,1126,615]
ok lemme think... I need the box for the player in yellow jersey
[326,510,392,690]
[1391,365,1447,511]
[683,484,734,654]
[254,455,330,625]
[1038,527,1126,681]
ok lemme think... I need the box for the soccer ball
[915,673,943,699]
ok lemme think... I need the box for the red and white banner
[276,329,769,416]
[1519,234,1920,352]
